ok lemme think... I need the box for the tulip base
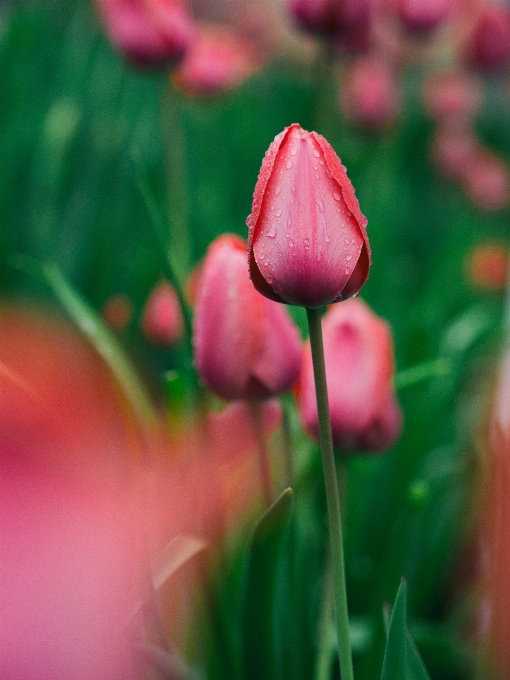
[306,307,354,680]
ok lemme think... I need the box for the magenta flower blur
[298,299,402,452]
[247,123,370,308]
[193,234,302,402]
[141,281,183,345]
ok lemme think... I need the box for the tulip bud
[297,299,402,452]
[247,123,370,308]
[172,24,259,96]
[465,242,509,291]
[341,55,400,130]
[193,234,302,401]
[142,281,184,345]
[430,127,478,181]
[423,70,481,128]
[396,0,455,34]
[462,149,510,211]
[468,4,510,71]
[96,0,195,67]
[286,0,371,37]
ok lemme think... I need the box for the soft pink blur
[247,123,370,308]
[96,0,195,66]
[396,0,456,33]
[297,299,402,452]
[193,234,302,401]
[173,23,260,96]
[467,3,510,71]
[464,242,509,291]
[141,281,184,345]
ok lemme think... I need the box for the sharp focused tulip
[247,123,370,308]
[173,24,259,96]
[193,234,302,401]
[297,299,402,452]
[96,0,195,67]
[141,281,184,345]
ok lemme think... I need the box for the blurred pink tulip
[247,123,370,308]
[341,55,400,129]
[430,127,478,181]
[193,234,302,401]
[396,0,455,33]
[96,0,195,66]
[423,69,481,127]
[468,3,510,70]
[297,299,402,452]
[141,281,184,345]
[173,24,259,96]
[286,0,371,38]
[462,148,510,211]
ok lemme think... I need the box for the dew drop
[313,150,320,158]
[345,268,350,275]
[289,239,294,247]
[315,174,320,180]
[276,209,282,217]
[345,238,350,245]
[317,252,322,262]
[275,186,281,196]
[315,198,325,213]
[351,239,356,244]
[319,160,324,166]
[325,234,330,243]
[346,254,352,261]
[266,223,277,238]
[333,192,341,201]
[286,160,293,169]
[290,146,297,156]
[303,238,310,249]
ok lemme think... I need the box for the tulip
[96,0,195,67]
[461,149,510,211]
[465,242,509,292]
[430,127,478,181]
[341,55,400,130]
[247,123,370,308]
[423,70,481,128]
[396,0,455,34]
[286,0,371,38]
[172,24,259,96]
[297,299,402,452]
[193,234,302,402]
[468,4,510,71]
[141,281,184,345]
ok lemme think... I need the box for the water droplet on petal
[345,268,350,275]
[286,160,293,169]
[345,238,350,245]
[346,254,352,261]
[315,198,325,213]
[315,174,320,180]
[289,239,294,247]
[276,209,282,217]
[333,192,341,201]
[267,223,277,238]
[290,147,297,156]
[313,150,320,158]
[303,238,310,249]
[275,186,281,196]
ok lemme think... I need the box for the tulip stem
[250,403,274,507]
[306,307,354,680]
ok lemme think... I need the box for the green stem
[250,402,274,507]
[306,307,354,680]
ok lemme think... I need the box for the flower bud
[247,123,370,308]
[462,149,510,211]
[465,242,509,291]
[423,70,481,128]
[297,299,402,452]
[96,0,195,67]
[286,0,371,38]
[142,281,184,345]
[172,24,259,96]
[341,55,400,130]
[430,127,478,181]
[468,4,510,71]
[193,234,302,401]
[396,0,455,34]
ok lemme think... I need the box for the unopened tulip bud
[286,0,371,38]
[468,4,510,71]
[423,70,481,127]
[431,127,478,181]
[96,0,195,67]
[172,24,258,96]
[142,281,184,345]
[341,56,400,129]
[298,299,402,452]
[247,123,370,308]
[462,149,510,211]
[397,0,455,34]
[193,234,302,401]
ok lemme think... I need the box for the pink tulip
[396,0,455,33]
[141,281,184,345]
[286,0,371,38]
[96,0,195,66]
[341,55,400,129]
[462,148,510,211]
[193,234,302,401]
[468,4,510,71]
[430,127,478,181]
[423,70,481,128]
[297,299,402,452]
[173,24,259,96]
[247,123,370,308]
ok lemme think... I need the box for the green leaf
[242,488,294,680]
[381,580,431,680]
[43,262,158,427]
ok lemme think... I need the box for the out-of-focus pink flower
[247,123,370,308]
[462,149,510,211]
[286,0,372,38]
[297,299,402,452]
[193,234,302,401]
[396,0,455,33]
[142,281,184,345]
[423,69,481,127]
[431,127,478,181]
[341,55,400,129]
[464,242,509,291]
[468,4,510,71]
[96,0,195,66]
[102,293,133,330]
[172,23,259,96]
